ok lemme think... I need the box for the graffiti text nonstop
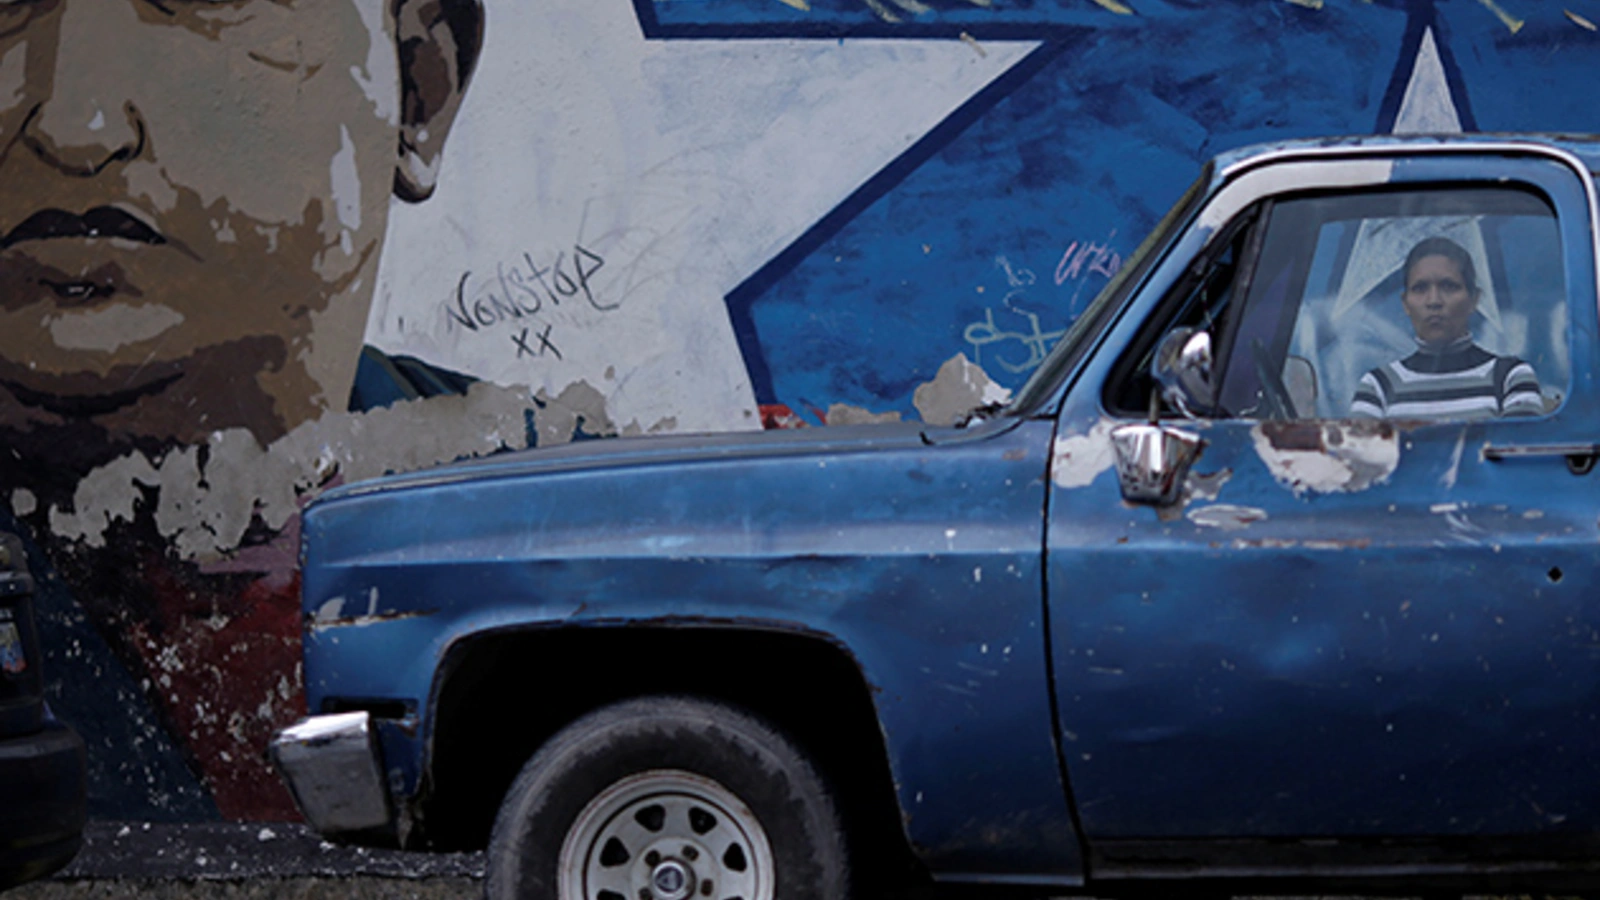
[443,244,612,360]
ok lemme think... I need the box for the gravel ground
[5,822,483,900]
[4,822,1533,900]
[7,877,480,900]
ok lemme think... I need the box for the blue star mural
[638,0,1600,423]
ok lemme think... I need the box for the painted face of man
[0,0,477,478]
[1402,252,1478,346]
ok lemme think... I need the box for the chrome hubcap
[559,769,775,900]
[651,859,692,900]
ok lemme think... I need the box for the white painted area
[1051,419,1118,489]
[1186,504,1268,530]
[368,0,1035,434]
[9,488,34,517]
[1186,468,1231,502]
[350,0,400,125]
[1392,29,1463,135]
[330,125,362,233]
[46,303,184,351]
[1250,423,1400,495]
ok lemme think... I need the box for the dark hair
[439,0,485,87]
[1404,236,1479,296]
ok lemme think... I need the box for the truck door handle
[1482,443,1600,475]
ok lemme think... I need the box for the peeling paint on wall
[827,404,904,426]
[533,381,618,447]
[913,354,1012,426]
[47,383,538,562]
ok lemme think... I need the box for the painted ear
[394,0,484,202]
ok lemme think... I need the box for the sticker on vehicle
[0,620,25,675]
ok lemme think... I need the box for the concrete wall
[2,0,1595,820]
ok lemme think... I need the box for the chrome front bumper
[270,711,392,835]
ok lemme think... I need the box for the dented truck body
[278,135,1600,895]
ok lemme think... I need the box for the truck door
[1044,148,1600,853]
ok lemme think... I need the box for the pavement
[6,821,483,900]
[3,821,1488,900]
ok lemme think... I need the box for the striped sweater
[1349,338,1543,420]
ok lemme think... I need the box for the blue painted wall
[707,0,1597,422]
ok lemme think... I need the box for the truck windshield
[1005,172,1209,417]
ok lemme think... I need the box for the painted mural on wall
[0,0,1595,821]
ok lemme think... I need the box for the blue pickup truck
[275,135,1600,899]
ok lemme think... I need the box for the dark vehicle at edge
[0,531,85,891]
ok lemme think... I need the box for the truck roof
[1212,132,1600,186]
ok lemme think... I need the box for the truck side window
[1116,185,1568,422]
[1104,212,1262,418]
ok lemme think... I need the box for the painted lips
[0,206,165,250]
[0,207,168,305]
[0,206,178,408]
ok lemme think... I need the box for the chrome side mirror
[1153,327,1213,418]
[1111,422,1205,506]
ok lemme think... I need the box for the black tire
[485,695,849,900]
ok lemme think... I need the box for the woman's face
[1402,253,1478,345]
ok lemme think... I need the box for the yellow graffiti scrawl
[1477,0,1525,33]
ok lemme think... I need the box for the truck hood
[318,416,1021,503]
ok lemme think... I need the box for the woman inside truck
[1348,236,1543,420]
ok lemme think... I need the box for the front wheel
[485,696,848,900]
